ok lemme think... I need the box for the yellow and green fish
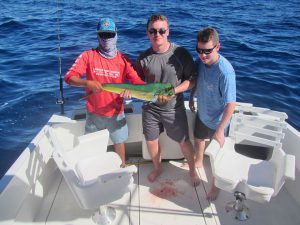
[81,83,175,102]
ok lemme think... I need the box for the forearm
[69,76,102,92]
[174,80,194,94]
[217,102,236,132]
[69,76,89,87]
[189,80,196,99]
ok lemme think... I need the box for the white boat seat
[206,106,295,220]
[45,126,137,225]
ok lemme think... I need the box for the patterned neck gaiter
[98,33,118,59]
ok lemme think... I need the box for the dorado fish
[80,83,175,102]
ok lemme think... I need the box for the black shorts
[194,116,229,139]
[194,116,216,140]
[142,104,189,143]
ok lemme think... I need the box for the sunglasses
[148,28,168,35]
[98,32,116,39]
[196,45,216,55]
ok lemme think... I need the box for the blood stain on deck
[151,179,184,199]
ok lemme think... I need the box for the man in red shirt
[65,18,144,167]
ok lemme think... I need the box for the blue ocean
[0,0,299,178]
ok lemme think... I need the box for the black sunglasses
[148,28,168,35]
[196,45,216,55]
[98,32,116,39]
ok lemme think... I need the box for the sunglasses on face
[98,32,116,39]
[148,28,168,35]
[196,45,216,55]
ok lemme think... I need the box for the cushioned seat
[45,126,137,225]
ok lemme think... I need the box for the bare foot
[190,170,201,187]
[147,168,162,182]
[206,185,219,201]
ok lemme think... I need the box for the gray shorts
[142,104,189,143]
[85,111,128,144]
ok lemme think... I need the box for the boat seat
[206,107,295,220]
[45,126,137,225]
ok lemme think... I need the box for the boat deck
[37,157,300,225]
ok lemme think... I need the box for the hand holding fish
[120,89,131,99]
[86,80,103,93]
[157,94,173,103]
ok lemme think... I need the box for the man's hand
[86,80,103,93]
[157,95,172,104]
[189,98,196,112]
[120,89,131,99]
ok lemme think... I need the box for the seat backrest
[234,105,288,121]
[229,107,287,144]
[45,126,80,183]
[51,120,85,150]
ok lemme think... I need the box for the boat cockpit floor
[40,157,299,225]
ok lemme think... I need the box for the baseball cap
[97,18,116,33]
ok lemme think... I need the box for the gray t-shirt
[136,43,196,110]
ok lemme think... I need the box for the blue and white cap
[97,18,116,33]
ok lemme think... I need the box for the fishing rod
[56,0,65,115]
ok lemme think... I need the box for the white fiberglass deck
[38,157,299,225]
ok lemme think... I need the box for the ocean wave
[0,20,26,30]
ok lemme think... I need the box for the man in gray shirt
[136,14,200,186]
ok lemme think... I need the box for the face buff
[98,33,118,59]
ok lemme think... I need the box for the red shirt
[65,49,144,116]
